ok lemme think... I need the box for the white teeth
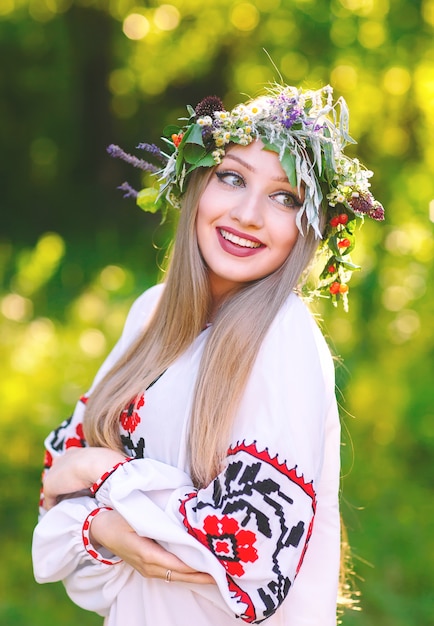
[219,229,261,248]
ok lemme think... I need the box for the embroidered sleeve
[179,442,317,622]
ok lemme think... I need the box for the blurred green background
[1,0,433,624]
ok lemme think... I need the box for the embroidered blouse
[32,284,341,626]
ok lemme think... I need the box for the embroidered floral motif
[120,394,145,433]
[194,514,258,577]
[65,422,86,449]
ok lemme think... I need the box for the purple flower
[136,143,167,164]
[107,144,159,173]
[117,182,138,198]
[282,107,302,128]
[273,94,302,129]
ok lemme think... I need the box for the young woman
[32,84,384,626]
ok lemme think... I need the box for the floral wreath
[107,83,384,309]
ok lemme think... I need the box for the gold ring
[165,569,172,583]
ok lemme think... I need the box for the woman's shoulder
[121,283,165,343]
[269,292,335,372]
[278,292,322,335]
[128,283,165,316]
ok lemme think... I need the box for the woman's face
[196,139,303,301]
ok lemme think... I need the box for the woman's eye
[216,171,245,188]
[271,192,301,209]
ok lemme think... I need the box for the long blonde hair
[83,166,324,487]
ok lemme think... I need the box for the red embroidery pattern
[44,449,53,470]
[82,507,123,565]
[65,422,86,449]
[120,394,145,433]
[90,458,133,495]
[193,514,258,577]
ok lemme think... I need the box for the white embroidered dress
[32,284,341,626]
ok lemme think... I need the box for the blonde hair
[83,166,324,488]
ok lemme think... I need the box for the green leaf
[280,150,297,187]
[185,123,205,147]
[261,139,278,154]
[319,256,337,279]
[194,152,217,168]
[163,124,181,137]
[183,143,207,165]
[136,188,160,214]
[333,257,361,270]
[184,153,217,173]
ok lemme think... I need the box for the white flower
[214,111,229,120]
[212,150,223,163]
[198,116,212,126]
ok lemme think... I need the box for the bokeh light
[123,13,150,40]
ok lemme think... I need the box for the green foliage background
[1,0,433,624]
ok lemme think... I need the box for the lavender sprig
[117,182,138,198]
[136,142,168,164]
[107,144,159,173]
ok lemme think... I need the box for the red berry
[330,216,340,228]
[337,238,351,249]
[338,213,349,225]
[172,133,184,148]
[329,282,341,295]
[328,265,336,274]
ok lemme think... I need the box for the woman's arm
[89,508,214,584]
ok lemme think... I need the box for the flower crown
[108,83,384,309]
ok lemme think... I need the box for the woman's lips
[216,227,265,257]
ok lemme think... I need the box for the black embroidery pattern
[120,433,145,459]
[180,442,316,624]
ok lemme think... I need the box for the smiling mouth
[219,228,262,249]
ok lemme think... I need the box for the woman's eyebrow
[225,153,255,171]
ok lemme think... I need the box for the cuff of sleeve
[90,458,133,496]
[82,507,123,565]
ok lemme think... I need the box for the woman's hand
[91,509,215,585]
[43,447,126,510]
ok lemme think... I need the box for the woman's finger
[161,569,215,585]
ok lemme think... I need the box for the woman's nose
[229,191,264,228]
